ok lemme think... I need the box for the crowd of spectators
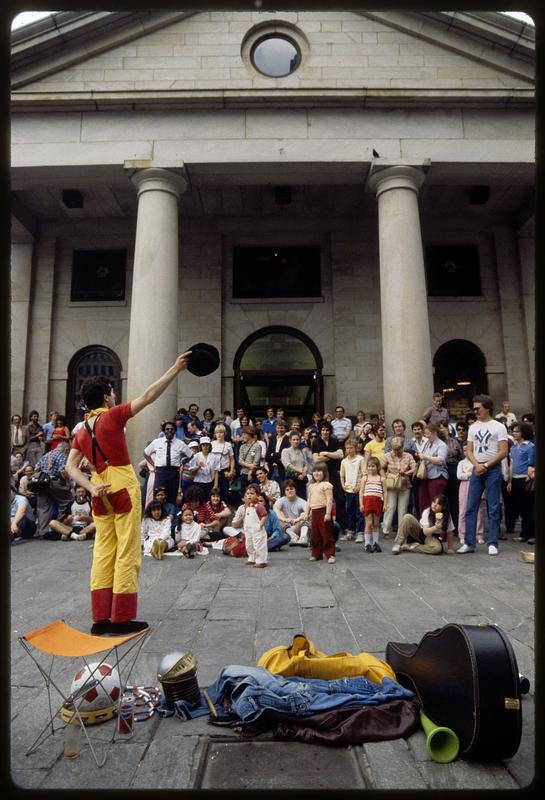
[10,396,535,561]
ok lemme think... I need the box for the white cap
[200,436,211,444]
[188,440,200,448]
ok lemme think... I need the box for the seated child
[141,499,174,560]
[182,484,219,540]
[176,507,204,557]
[204,488,232,540]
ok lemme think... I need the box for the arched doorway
[433,339,487,417]
[234,326,323,424]
[66,345,122,429]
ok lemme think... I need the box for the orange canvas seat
[22,619,144,657]
[18,618,148,767]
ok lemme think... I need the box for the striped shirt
[362,474,383,499]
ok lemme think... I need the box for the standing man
[66,351,192,635]
[261,406,278,442]
[144,422,192,506]
[34,441,74,539]
[331,405,353,444]
[384,419,416,457]
[183,403,203,432]
[421,392,450,427]
[495,401,517,427]
[311,421,346,532]
[457,395,508,556]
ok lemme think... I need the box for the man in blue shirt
[507,422,535,543]
[10,484,36,541]
[261,407,278,442]
[34,442,75,539]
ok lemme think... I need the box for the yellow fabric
[257,634,396,684]
[90,465,142,595]
[22,619,144,657]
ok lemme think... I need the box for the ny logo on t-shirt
[474,430,492,453]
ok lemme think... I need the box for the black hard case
[386,623,522,760]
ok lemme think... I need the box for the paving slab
[10,535,535,790]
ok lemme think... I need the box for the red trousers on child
[311,507,335,560]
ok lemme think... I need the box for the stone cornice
[10,88,535,114]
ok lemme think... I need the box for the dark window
[71,249,126,301]
[233,246,321,299]
[251,35,301,77]
[425,245,481,296]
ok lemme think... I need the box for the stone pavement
[10,536,535,790]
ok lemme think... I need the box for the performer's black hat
[187,343,220,376]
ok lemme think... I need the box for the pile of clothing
[161,635,420,746]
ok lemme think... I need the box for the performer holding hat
[66,351,194,635]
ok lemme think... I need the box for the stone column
[126,168,187,464]
[516,217,535,406]
[10,238,34,415]
[367,165,434,427]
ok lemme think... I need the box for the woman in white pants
[380,437,416,539]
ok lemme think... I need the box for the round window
[251,34,301,77]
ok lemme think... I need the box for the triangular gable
[12,9,534,97]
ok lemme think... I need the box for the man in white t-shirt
[457,395,508,556]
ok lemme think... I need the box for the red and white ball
[70,662,121,711]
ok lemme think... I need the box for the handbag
[386,473,402,490]
[415,458,427,480]
[28,471,51,492]
[524,477,535,494]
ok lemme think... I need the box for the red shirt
[73,403,133,471]
[182,502,217,524]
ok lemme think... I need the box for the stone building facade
[11,10,534,461]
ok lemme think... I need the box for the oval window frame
[241,22,309,80]
[250,33,301,78]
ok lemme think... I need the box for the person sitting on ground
[17,464,37,511]
[254,464,281,504]
[259,491,290,552]
[204,488,231,539]
[11,451,29,487]
[50,485,96,541]
[181,484,219,540]
[10,483,36,543]
[153,485,178,536]
[273,479,309,547]
[392,494,454,555]
[141,499,175,560]
[176,507,205,558]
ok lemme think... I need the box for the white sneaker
[355,533,364,543]
[298,536,308,547]
[457,544,475,554]
[339,534,350,541]
[70,531,86,541]
[391,544,401,554]
[327,556,336,564]
[488,545,499,556]
[61,533,69,541]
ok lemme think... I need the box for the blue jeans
[345,492,363,533]
[166,665,414,722]
[267,529,291,551]
[465,464,502,549]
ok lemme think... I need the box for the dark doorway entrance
[66,345,122,429]
[433,339,487,418]
[234,326,323,425]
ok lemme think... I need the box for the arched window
[66,346,122,428]
[433,339,487,416]
[233,326,323,425]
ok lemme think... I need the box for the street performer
[66,351,192,635]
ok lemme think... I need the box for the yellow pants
[258,634,396,684]
[89,465,142,623]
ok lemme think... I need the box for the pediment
[12,9,534,103]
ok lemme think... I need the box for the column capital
[130,167,188,200]
[366,161,430,198]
